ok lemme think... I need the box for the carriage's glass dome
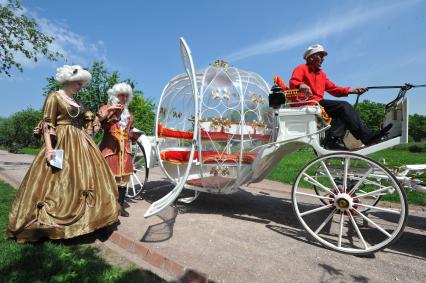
[156,60,273,193]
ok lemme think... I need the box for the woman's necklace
[58,90,81,118]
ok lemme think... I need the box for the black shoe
[120,207,129,217]
[118,187,129,217]
[323,136,346,150]
[363,124,393,146]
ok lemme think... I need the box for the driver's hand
[349,87,368,95]
[299,83,312,96]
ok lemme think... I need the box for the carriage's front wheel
[292,152,408,255]
[126,141,149,199]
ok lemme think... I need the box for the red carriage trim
[160,150,255,164]
[157,124,271,141]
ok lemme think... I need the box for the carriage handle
[354,83,426,109]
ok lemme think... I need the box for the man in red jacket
[289,44,391,149]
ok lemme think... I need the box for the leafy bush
[356,100,386,132]
[408,143,426,153]
[0,108,41,152]
[128,94,155,135]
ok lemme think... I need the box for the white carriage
[127,38,426,255]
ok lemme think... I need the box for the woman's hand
[45,149,55,161]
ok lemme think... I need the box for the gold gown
[7,91,120,242]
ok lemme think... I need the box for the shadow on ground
[139,180,426,260]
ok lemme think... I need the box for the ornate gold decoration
[172,111,182,118]
[209,166,230,177]
[252,120,267,129]
[210,117,230,129]
[221,167,230,176]
[212,59,230,68]
[210,166,220,176]
[211,90,220,100]
[223,91,230,100]
[250,95,265,104]
[159,107,167,118]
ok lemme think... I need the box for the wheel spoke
[353,210,392,238]
[355,186,393,199]
[338,213,344,247]
[296,191,333,200]
[300,204,334,217]
[131,176,136,196]
[343,157,350,193]
[302,173,336,196]
[356,204,401,214]
[320,161,339,191]
[315,209,337,234]
[348,210,368,250]
[348,167,374,195]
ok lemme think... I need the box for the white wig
[55,65,92,85]
[107,83,133,104]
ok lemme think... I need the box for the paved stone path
[1,150,425,282]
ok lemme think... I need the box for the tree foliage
[409,113,426,142]
[0,108,41,152]
[0,0,62,76]
[355,100,386,132]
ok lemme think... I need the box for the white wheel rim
[126,142,147,198]
[292,153,407,254]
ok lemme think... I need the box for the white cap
[55,65,92,85]
[303,44,328,60]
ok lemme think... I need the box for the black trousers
[319,99,373,143]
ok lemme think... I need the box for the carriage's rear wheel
[126,141,149,199]
[292,152,408,255]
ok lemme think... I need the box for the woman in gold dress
[7,65,120,242]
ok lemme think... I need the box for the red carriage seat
[160,150,255,164]
[157,124,271,141]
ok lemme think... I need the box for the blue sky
[1,0,426,116]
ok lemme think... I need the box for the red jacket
[289,64,350,103]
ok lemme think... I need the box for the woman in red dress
[97,83,137,217]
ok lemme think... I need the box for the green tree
[355,100,385,131]
[0,0,62,76]
[0,108,41,152]
[409,114,426,142]
[129,93,155,135]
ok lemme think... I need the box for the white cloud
[225,0,421,62]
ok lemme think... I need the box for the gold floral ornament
[210,166,220,176]
[159,107,167,119]
[252,120,267,129]
[210,117,230,129]
[212,59,230,69]
[250,94,265,104]
[211,90,220,100]
[172,111,182,118]
[221,167,230,176]
[209,166,230,176]
[222,91,230,100]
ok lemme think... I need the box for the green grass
[0,146,40,156]
[267,148,426,206]
[0,180,162,283]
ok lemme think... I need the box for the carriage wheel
[126,141,149,199]
[313,167,382,209]
[292,152,408,255]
